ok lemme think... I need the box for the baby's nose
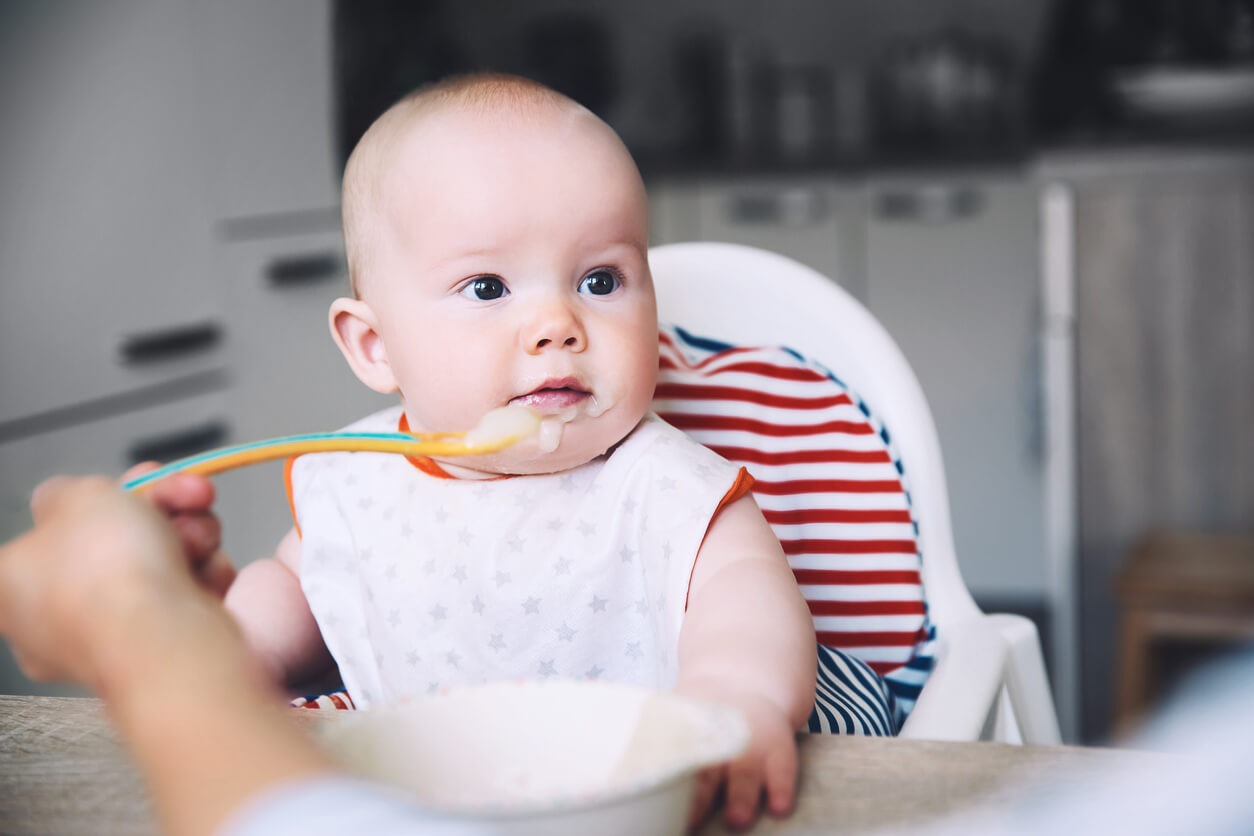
[524,300,586,354]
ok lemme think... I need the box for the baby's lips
[508,388,590,412]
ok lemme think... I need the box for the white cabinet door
[195,0,339,221]
[865,174,1046,600]
[0,391,227,696]
[0,0,224,427]
[648,177,866,302]
[214,230,391,567]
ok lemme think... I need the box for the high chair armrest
[986,613,1062,745]
[899,617,1009,742]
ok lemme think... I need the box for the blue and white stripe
[808,644,900,736]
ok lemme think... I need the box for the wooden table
[0,695,1158,835]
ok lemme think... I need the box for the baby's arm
[224,527,335,690]
[676,495,817,829]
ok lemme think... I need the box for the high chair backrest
[649,241,1062,744]
[649,242,978,630]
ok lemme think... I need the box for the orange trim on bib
[397,413,457,479]
[397,412,515,481]
[685,466,756,611]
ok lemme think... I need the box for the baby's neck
[427,458,515,481]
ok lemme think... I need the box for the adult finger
[120,461,159,484]
[722,753,765,829]
[29,476,72,524]
[172,513,223,565]
[132,471,217,515]
[9,645,57,683]
[763,739,799,817]
[687,764,724,829]
[30,476,116,524]
[196,551,237,599]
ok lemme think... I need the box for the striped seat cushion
[655,324,936,733]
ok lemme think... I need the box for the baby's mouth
[508,378,591,414]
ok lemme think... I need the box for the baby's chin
[439,412,643,477]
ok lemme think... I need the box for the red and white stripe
[656,328,929,676]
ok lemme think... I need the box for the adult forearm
[97,594,336,836]
[0,479,339,836]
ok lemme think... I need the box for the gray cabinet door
[648,177,865,303]
[0,0,223,427]
[865,175,1047,603]
[194,0,340,222]
[1070,167,1254,741]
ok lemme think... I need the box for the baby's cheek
[410,371,489,431]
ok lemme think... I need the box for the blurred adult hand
[0,476,336,836]
[1,476,216,689]
[117,462,236,598]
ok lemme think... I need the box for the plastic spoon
[123,405,541,492]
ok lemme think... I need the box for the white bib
[290,409,742,708]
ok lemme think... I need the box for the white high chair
[650,242,1061,744]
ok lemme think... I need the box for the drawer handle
[127,422,229,466]
[876,186,983,223]
[728,189,831,226]
[119,322,222,365]
[265,252,343,287]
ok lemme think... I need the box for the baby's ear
[329,298,398,394]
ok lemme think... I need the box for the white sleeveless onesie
[289,408,746,708]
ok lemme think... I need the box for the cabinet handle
[127,421,229,466]
[728,189,831,226]
[119,322,222,365]
[265,252,343,287]
[876,186,983,223]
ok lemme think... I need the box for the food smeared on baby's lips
[460,404,542,451]
[508,378,590,414]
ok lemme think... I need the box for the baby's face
[362,107,657,475]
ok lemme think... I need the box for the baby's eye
[459,275,509,301]
[578,269,621,296]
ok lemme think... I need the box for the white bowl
[316,678,749,836]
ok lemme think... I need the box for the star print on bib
[291,410,743,708]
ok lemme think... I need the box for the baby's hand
[108,463,236,597]
[684,690,799,830]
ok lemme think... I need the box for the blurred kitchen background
[1,0,1251,745]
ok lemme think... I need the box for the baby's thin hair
[341,73,583,296]
[410,72,574,117]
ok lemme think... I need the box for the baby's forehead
[395,100,610,166]
[379,105,642,211]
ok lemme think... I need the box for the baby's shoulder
[625,412,720,455]
[610,413,738,480]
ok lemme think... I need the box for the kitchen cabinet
[1044,153,1254,741]
[864,174,1047,603]
[0,391,228,696]
[648,177,866,303]
[0,0,224,428]
[0,0,351,695]
[194,0,340,223]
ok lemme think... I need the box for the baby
[223,73,816,826]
